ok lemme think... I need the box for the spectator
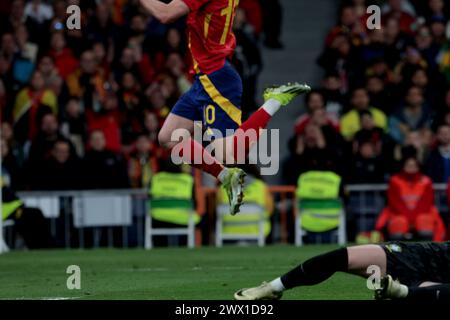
[128,134,158,189]
[24,113,77,185]
[24,0,53,25]
[1,122,23,166]
[383,18,409,67]
[0,0,26,37]
[394,47,428,87]
[260,0,284,49]
[394,130,431,164]
[13,70,57,144]
[294,90,340,136]
[1,137,20,190]
[82,130,129,189]
[340,88,387,140]
[66,50,107,107]
[348,141,386,184]
[382,0,417,34]
[375,156,446,241]
[433,88,450,129]
[15,24,38,64]
[365,75,393,114]
[409,68,438,107]
[429,16,447,46]
[424,0,447,23]
[389,86,432,144]
[144,85,170,120]
[48,32,79,80]
[117,71,145,141]
[320,72,346,120]
[415,25,440,72]
[85,2,116,51]
[86,93,122,153]
[114,46,146,86]
[425,124,450,183]
[238,0,263,36]
[143,111,160,144]
[353,110,391,157]
[37,55,58,87]
[325,5,360,47]
[232,8,263,114]
[60,98,87,157]
[318,34,365,91]
[165,53,191,95]
[282,123,340,185]
[28,139,82,191]
[24,0,54,46]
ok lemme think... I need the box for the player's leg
[407,282,450,300]
[209,83,311,164]
[158,112,195,149]
[159,85,246,215]
[234,245,387,300]
[377,276,450,300]
[159,112,225,178]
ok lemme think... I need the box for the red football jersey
[182,0,239,74]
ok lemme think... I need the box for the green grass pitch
[0,245,373,300]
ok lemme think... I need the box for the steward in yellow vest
[1,176,54,248]
[296,170,343,233]
[149,171,200,226]
[218,175,273,237]
[2,187,24,221]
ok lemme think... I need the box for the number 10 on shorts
[204,104,216,125]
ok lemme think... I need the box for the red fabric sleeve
[387,178,411,215]
[181,0,209,11]
[375,207,391,231]
[431,207,447,241]
[412,179,434,217]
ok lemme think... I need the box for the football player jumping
[140,0,310,215]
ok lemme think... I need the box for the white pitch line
[5,296,81,300]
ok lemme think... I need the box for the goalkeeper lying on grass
[235,242,450,300]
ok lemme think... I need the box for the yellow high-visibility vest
[149,172,200,226]
[2,200,23,221]
[218,179,271,236]
[296,171,342,233]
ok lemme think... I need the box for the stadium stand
[2,0,450,248]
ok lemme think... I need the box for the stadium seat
[215,202,267,247]
[294,171,347,246]
[145,198,197,249]
[295,199,347,246]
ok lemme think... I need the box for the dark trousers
[12,207,55,249]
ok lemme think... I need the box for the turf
[0,245,373,300]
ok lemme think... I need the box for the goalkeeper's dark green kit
[279,241,450,300]
[381,241,450,286]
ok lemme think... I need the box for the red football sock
[233,108,272,162]
[177,137,224,178]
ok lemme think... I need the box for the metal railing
[3,184,449,249]
[9,189,149,249]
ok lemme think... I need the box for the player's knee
[158,130,171,148]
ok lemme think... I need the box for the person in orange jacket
[375,156,446,241]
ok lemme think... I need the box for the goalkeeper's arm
[140,0,189,24]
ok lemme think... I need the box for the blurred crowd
[0,0,288,191]
[5,0,450,195]
[283,0,450,187]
